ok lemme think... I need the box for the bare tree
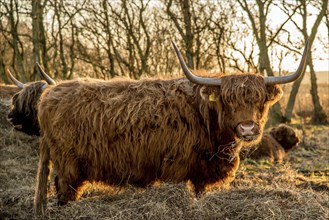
[1,0,27,81]
[0,7,10,83]
[147,6,177,77]
[282,0,328,124]
[225,38,259,73]
[237,0,300,126]
[164,0,236,73]
[0,34,9,83]
[208,12,229,73]
[32,0,48,75]
[77,0,152,79]
[110,0,152,79]
[53,0,68,78]
[47,0,85,79]
[75,1,111,78]
[0,0,327,93]
[165,0,194,69]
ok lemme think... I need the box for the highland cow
[7,64,56,135]
[7,41,309,215]
[245,124,300,163]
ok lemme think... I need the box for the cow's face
[7,82,47,136]
[270,124,300,150]
[200,75,282,144]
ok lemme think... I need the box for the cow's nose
[236,122,260,139]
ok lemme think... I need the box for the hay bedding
[0,98,328,219]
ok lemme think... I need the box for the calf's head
[7,64,56,136]
[270,124,300,150]
[172,40,309,144]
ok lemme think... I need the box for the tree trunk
[267,102,285,128]
[68,19,76,79]
[284,0,327,124]
[256,0,284,126]
[284,70,306,122]
[166,0,194,69]
[309,60,328,124]
[180,0,194,69]
[32,0,48,74]
[54,0,68,79]
[0,43,8,83]
[259,12,285,127]
[9,0,26,81]
[102,0,116,78]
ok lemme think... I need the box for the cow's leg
[54,161,85,206]
[55,175,59,193]
[55,174,84,206]
[190,181,206,198]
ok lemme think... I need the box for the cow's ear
[199,86,221,103]
[265,85,283,103]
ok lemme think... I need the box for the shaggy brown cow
[7,41,309,215]
[244,124,300,163]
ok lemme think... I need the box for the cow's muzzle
[7,117,23,130]
[7,113,23,130]
[235,121,260,142]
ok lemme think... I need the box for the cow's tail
[34,138,51,216]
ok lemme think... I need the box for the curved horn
[36,63,56,85]
[6,69,25,89]
[172,41,222,86]
[264,39,310,85]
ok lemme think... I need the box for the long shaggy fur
[220,74,267,107]
[7,75,282,214]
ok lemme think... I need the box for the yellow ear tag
[208,92,217,102]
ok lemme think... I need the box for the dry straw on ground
[0,88,328,219]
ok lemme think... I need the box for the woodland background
[0,0,328,124]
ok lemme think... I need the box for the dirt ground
[0,94,328,219]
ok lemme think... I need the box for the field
[0,84,328,219]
